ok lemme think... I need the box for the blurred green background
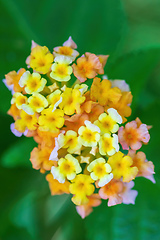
[0,0,160,239]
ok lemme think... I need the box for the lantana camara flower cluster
[4,36,155,219]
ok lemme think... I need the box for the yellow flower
[74,83,88,95]
[53,36,79,62]
[69,174,95,205]
[78,120,100,147]
[20,110,38,130]
[14,118,27,133]
[38,107,64,132]
[27,45,54,74]
[22,93,48,115]
[14,110,38,132]
[99,133,119,156]
[59,87,85,115]
[50,56,73,82]
[54,47,79,62]
[19,71,47,94]
[58,130,82,154]
[87,158,113,187]
[11,93,27,110]
[108,151,138,182]
[94,108,122,134]
[51,154,82,183]
[47,89,62,111]
[47,89,61,105]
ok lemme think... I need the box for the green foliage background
[0,0,160,239]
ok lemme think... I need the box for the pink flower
[128,150,155,183]
[120,181,138,204]
[118,119,150,150]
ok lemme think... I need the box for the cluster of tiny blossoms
[4,37,155,218]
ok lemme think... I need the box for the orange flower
[90,77,122,106]
[46,173,70,195]
[34,128,59,148]
[88,104,104,123]
[7,103,20,120]
[64,113,89,133]
[30,147,55,173]
[99,179,123,206]
[105,91,132,123]
[72,53,102,82]
[4,68,26,93]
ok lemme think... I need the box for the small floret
[19,71,47,94]
[11,93,27,110]
[108,151,138,182]
[105,91,132,123]
[72,53,102,82]
[4,68,26,93]
[8,103,20,120]
[30,147,54,173]
[128,150,155,183]
[78,120,100,147]
[87,158,113,187]
[46,173,70,195]
[74,84,88,95]
[51,154,82,183]
[26,45,54,74]
[99,179,123,206]
[118,120,150,150]
[47,89,61,106]
[59,87,85,115]
[50,56,73,82]
[20,110,38,131]
[64,113,89,132]
[22,93,48,115]
[38,108,64,132]
[90,77,122,106]
[94,108,122,134]
[99,133,119,156]
[69,174,95,205]
[58,130,82,154]
[54,37,79,62]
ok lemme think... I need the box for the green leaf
[106,48,160,111]
[9,192,39,239]
[1,137,36,168]
[1,0,126,53]
[0,166,45,238]
[0,114,18,157]
[43,201,86,240]
[0,81,12,114]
